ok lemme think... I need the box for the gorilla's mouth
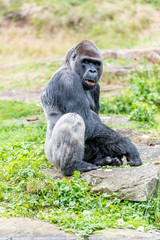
[85,79,96,85]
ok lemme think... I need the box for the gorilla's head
[64,40,103,90]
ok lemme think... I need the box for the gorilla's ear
[72,53,77,61]
[62,47,76,67]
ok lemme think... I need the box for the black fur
[41,40,142,176]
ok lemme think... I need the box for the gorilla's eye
[73,54,77,61]
[83,60,89,64]
[95,62,100,66]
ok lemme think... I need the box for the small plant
[129,102,155,124]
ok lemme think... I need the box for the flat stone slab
[0,217,160,240]
[137,145,160,164]
[0,217,76,239]
[100,48,160,60]
[90,228,160,240]
[82,165,160,201]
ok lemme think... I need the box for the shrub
[100,65,160,123]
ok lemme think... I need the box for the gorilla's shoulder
[50,67,80,84]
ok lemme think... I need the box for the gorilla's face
[68,41,103,91]
[72,54,103,90]
[81,56,102,90]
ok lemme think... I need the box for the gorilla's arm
[90,84,100,114]
[42,69,96,138]
[42,68,142,167]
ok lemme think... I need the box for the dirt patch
[0,88,43,102]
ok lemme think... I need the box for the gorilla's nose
[89,69,97,73]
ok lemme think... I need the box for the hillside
[0,0,160,64]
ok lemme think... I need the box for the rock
[101,116,129,125]
[137,226,145,232]
[90,228,160,239]
[1,217,160,239]
[0,217,76,239]
[82,165,160,201]
[101,48,160,60]
[137,145,160,164]
[42,145,160,202]
[104,65,135,76]
[100,85,122,92]
[148,53,160,63]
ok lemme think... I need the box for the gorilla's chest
[85,91,95,111]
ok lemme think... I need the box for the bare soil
[0,87,43,103]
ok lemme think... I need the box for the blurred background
[0,0,160,62]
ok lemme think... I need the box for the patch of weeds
[130,102,156,124]
[100,65,160,125]
[0,100,43,122]
[100,90,134,115]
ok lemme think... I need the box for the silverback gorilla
[41,40,142,176]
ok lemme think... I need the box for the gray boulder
[137,145,160,164]
[82,165,160,201]
[42,145,160,202]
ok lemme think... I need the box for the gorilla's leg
[84,141,123,167]
[45,113,98,176]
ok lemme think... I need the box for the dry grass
[0,0,160,71]
[0,25,79,65]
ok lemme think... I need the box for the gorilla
[41,40,142,176]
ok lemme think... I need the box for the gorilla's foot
[123,137,142,167]
[61,161,98,176]
[107,157,123,166]
[78,161,99,172]
[127,156,142,166]
[94,156,122,167]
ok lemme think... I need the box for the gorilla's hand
[124,138,142,166]
[94,156,122,167]
[105,156,123,166]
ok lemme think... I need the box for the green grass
[0,105,160,237]
[0,100,43,122]
[0,122,160,237]
[0,61,61,90]
[0,122,46,144]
